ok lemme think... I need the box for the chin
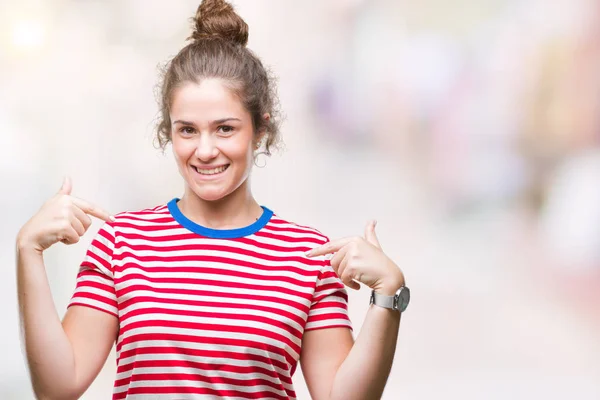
[183,170,249,203]
[192,187,230,202]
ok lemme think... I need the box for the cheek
[172,139,193,162]
[222,137,254,163]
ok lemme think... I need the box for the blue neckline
[167,198,273,239]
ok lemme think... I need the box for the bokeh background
[2,0,599,399]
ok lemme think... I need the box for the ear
[254,113,271,149]
[254,133,264,150]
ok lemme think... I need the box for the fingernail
[305,250,313,257]
[109,215,116,222]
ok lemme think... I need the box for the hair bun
[189,0,249,46]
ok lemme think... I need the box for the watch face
[398,287,410,312]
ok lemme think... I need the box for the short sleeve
[305,261,353,332]
[68,222,118,317]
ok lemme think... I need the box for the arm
[300,328,353,400]
[300,294,401,400]
[330,303,400,400]
[17,245,118,400]
[16,177,118,399]
[303,220,406,400]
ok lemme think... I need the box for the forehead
[170,78,248,120]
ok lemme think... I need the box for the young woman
[16,1,409,399]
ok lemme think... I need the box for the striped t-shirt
[68,198,352,400]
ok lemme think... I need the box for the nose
[194,132,219,162]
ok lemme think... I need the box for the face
[170,78,258,203]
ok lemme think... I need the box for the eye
[217,125,235,135]
[179,126,196,135]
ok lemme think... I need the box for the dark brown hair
[155,0,281,156]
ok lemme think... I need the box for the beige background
[1,0,599,399]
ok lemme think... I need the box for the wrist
[373,273,405,296]
[15,235,43,258]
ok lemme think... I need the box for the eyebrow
[172,118,242,126]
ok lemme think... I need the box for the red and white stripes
[69,201,352,399]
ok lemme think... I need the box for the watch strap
[370,290,397,309]
[370,287,410,312]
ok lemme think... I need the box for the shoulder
[112,202,171,222]
[102,201,173,237]
[267,211,330,246]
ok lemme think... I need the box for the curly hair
[154,0,282,157]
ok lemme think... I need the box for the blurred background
[1,0,599,398]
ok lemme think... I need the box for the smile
[192,164,230,176]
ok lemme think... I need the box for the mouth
[192,164,230,177]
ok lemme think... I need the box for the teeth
[195,165,228,175]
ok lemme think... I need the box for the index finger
[306,237,354,257]
[71,197,115,222]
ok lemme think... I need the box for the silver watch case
[370,286,410,312]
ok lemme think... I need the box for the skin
[16,78,406,400]
[169,78,266,228]
[16,177,118,399]
[304,222,405,400]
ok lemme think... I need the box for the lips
[192,164,230,176]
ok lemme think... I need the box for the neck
[178,180,262,230]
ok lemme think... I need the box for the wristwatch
[370,286,410,312]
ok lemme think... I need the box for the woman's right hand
[16,176,114,255]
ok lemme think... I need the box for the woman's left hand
[306,221,405,295]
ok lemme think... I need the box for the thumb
[364,220,381,248]
[58,176,72,195]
